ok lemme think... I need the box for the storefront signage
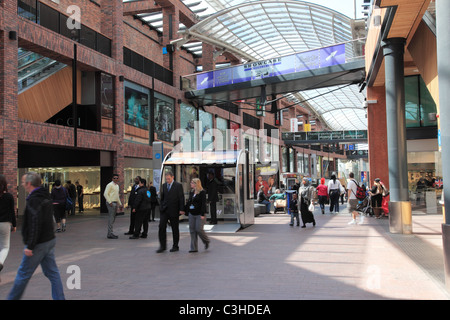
[196,44,346,90]
[282,130,368,143]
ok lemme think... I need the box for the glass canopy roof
[124,0,367,131]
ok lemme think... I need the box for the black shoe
[189,250,198,253]
[156,248,166,253]
[170,247,179,252]
[124,232,133,235]
[0,263,3,272]
[140,234,147,238]
[107,234,118,239]
[301,225,306,228]
[205,242,209,250]
[289,223,293,226]
[313,221,316,226]
[129,236,139,239]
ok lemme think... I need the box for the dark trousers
[150,202,156,221]
[78,195,84,212]
[133,210,149,237]
[158,213,179,249]
[128,210,136,233]
[209,201,217,223]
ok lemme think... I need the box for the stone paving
[0,206,449,300]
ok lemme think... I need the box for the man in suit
[157,171,185,253]
[125,176,141,235]
[206,171,219,225]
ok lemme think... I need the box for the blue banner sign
[196,44,346,90]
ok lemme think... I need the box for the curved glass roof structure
[183,0,357,62]
[175,0,367,131]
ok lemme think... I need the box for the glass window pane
[405,76,420,128]
[419,76,437,127]
[124,81,150,144]
[154,92,174,142]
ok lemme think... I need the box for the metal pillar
[382,38,412,234]
[436,0,450,291]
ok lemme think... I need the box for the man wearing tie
[157,171,185,253]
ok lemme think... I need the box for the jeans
[259,200,271,213]
[7,238,65,300]
[290,211,299,225]
[189,214,209,251]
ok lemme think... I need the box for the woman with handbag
[185,178,210,253]
[299,178,316,228]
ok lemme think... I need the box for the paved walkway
[0,206,449,300]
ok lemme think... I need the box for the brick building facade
[0,0,343,214]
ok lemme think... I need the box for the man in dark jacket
[125,176,141,235]
[130,178,151,239]
[157,171,185,252]
[7,172,65,300]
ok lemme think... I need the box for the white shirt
[347,179,358,200]
[104,181,122,205]
[327,179,341,192]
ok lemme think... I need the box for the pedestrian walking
[0,175,16,280]
[104,174,122,239]
[7,172,65,300]
[65,180,76,216]
[289,193,300,226]
[328,173,342,213]
[75,181,84,214]
[299,178,316,228]
[347,172,363,225]
[50,180,67,232]
[185,178,210,252]
[125,176,141,236]
[316,177,328,214]
[157,171,185,253]
[129,178,151,239]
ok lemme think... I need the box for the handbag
[308,202,314,212]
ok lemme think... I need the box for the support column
[382,38,412,234]
[367,86,389,190]
[436,0,450,291]
[0,0,18,206]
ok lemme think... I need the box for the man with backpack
[347,172,366,225]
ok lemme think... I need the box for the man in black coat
[125,176,141,235]
[206,171,219,224]
[157,171,185,252]
[7,172,65,300]
[130,178,151,239]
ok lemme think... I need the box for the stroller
[356,193,374,217]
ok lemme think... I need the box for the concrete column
[436,0,450,291]
[382,37,412,234]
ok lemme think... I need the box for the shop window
[97,34,111,57]
[124,81,150,144]
[101,73,114,134]
[154,92,174,143]
[180,103,198,152]
[405,75,437,128]
[199,110,213,151]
